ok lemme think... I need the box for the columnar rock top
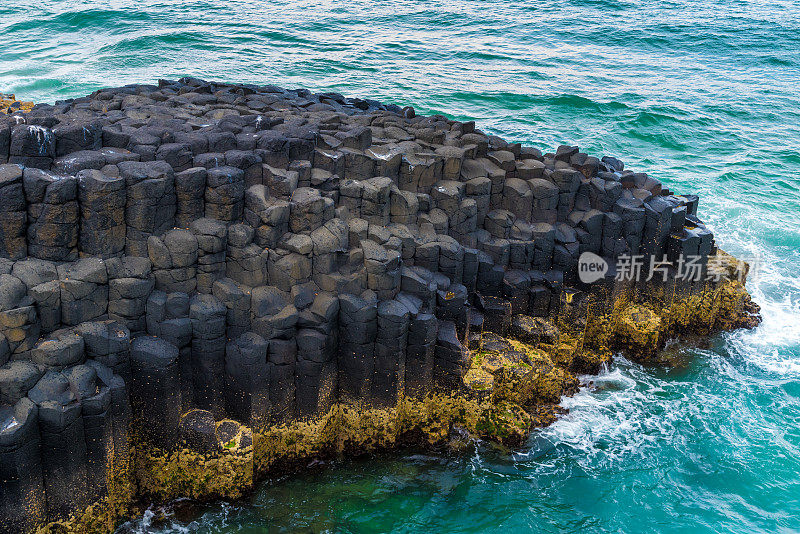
[0,77,718,532]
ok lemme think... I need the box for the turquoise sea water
[3,1,800,532]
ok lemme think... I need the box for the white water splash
[117,504,194,534]
[726,243,800,376]
[527,363,667,466]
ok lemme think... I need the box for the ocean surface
[2,0,800,532]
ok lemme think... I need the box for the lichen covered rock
[613,304,664,359]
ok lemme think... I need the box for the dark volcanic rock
[0,77,723,529]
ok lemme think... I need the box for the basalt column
[225,332,270,428]
[23,168,79,262]
[371,299,410,406]
[27,370,90,520]
[252,286,298,423]
[146,290,193,410]
[77,169,126,258]
[337,291,377,402]
[0,77,751,533]
[119,160,176,257]
[295,292,339,417]
[129,336,181,449]
[0,398,46,533]
[189,293,228,418]
[0,165,28,260]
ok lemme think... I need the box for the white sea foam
[118,504,194,534]
[127,508,154,533]
[724,244,800,377]
[514,360,684,470]
[700,192,800,377]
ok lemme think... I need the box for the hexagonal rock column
[295,294,339,418]
[362,241,401,301]
[465,176,491,227]
[30,328,85,370]
[77,169,126,257]
[212,278,252,341]
[405,310,438,398]
[390,188,419,226]
[290,187,332,234]
[0,164,28,260]
[399,153,439,194]
[22,168,79,261]
[371,299,410,406]
[119,160,176,257]
[53,120,102,157]
[0,273,40,357]
[225,224,268,287]
[27,371,90,520]
[528,178,558,223]
[189,293,227,418]
[85,359,130,481]
[148,228,199,294]
[267,248,312,293]
[614,198,646,255]
[225,332,270,428]
[310,218,348,284]
[205,166,245,222]
[337,291,377,402]
[244,184,290,248]
[225,149,262,189]
[434,320,470,389]
[9,124,55,169]
[76,320,131,381]
[146,290,192,410]
[10,258,60,334]
[262,164,298,201]
[190,218,228,294]
[174,167,206,228]
[0,360,42,407]
[502,178,533,222]
[57,257,108,327]
[129,336,181,450]
[0,398,46,533]
[360,177,392,226]
[267,338,297,424]
[106,256,154,335]
[63,364,115,502]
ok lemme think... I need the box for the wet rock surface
[0,78,760,533]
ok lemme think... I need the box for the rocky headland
[0,78,759,533]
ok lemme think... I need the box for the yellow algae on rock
[475,400,532,446]
[564,250,762,364]
[570,345,613,373]
[0,93,34,114]
[665,279,760,336]
[613,304,664,359]
[463,361,495,391]
[252,394,490,474]
[133,435,254,502]
[490,339,578,407]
